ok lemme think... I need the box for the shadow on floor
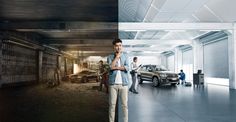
[0,82,109,122]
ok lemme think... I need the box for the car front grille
[167,74,178,78]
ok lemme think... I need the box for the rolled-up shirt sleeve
[107,55,112,71]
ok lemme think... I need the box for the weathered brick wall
[42,53,58,82]
[0,31,73,86]
[1,40,37,84]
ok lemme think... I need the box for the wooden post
[0,39,2,87]
[38,50,43,83]
[65,58,68,75]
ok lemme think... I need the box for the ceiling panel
[169,12,192,22]
[152,12,175,22]
[182,16,199,22]
[182,0,208,12]
[206,0,236,22]
[159,0,192,12]
[131,0,152,22]
[152,0,168,10]
[135,4,150,22]
[144,6,159,22]
[119,31,136,39]
[194,5,221,22]
[139,0,153,8]
[151,31,168,39]
[138,31,157,39]
[119,0,139,21]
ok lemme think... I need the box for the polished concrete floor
[128,82,236,122]
[1,82,236,122]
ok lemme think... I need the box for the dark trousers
[99,74,108,93]
[130,74,137,92]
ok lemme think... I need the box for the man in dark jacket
[178,69,186,85]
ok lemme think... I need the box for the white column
[227,23,236,89]
[160,54,167,68]
[174,47,182,73]
[193,39,204,73]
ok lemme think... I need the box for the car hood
[155,71,177,75]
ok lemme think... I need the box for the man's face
[113,42,122,53]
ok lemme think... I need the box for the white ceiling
[119,0,236,55]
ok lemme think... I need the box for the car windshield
[153,65,168,71]
[78,70,96,75]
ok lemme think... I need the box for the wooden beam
[0,21,118,30]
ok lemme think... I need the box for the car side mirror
[148,69,152,72]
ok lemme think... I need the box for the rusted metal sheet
[42,53,57,82]
[1,40,37,84]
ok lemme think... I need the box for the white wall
[182,49,193,81]
[174,48,183,73]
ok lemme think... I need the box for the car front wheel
[152,77,160,87]
[138,75,143,84]
[81,76,88,83]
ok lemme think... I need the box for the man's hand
[117,66,126,71]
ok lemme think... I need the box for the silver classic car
[69,70,98,83]
[137,65,179,86]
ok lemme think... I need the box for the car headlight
[159,74,167,78]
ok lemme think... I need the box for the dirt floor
[0,81,109,122]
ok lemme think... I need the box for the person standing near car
[129,57,139,94]
[98,60,108,93]
[54,66,61,85]
[107,38,129,122]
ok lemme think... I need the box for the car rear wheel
[152,77,160,87]
[138,75,143,84]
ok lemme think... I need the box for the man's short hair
[99,60,103,63]
[112,38,122,45]
[133,57,137,61]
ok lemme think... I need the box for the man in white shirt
[129,57,140,94]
